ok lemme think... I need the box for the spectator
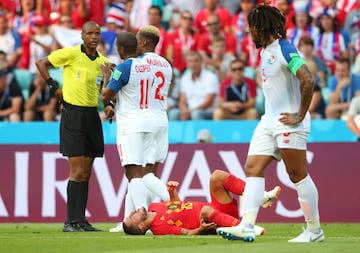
[49,0,77,27]
[0,0,17,20]
[0,50,23,122]
[0,14,21,68]
[23,70,57,121]
[239,34,261,72]
[10,0,37,70]
[205,35,235,81]
[276,0,295,30]
[29,14,53,74]
[169,0,204,17]
[49,13,82,50]
[168,51,219,120]
[326,58,360,119]
[147,5,168,57]
[344,0,360,38]
[197,14,237,65]
[346,96,360,141]
[297,36,327,88]
[165,10,198,75]
[128,0,151,31]
[315,8,349,74]
[101,2,128,64]
[231,0,256,57]
[343,0,360,64]
[70,0,106,29]
[193,0,232,34]
[315,0,348,28]
[287,1,319,49]
[306,60,326,119]
[213,58,257,120]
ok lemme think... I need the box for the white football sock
[241,177,265,225]
[295,174,321,230]
[128,178,147,210]
[123,192,135,218]
[143,173,170,201]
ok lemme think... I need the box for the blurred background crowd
[1,0,360,127]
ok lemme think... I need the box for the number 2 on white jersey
[139,71,165,109]
[154,71,165,101]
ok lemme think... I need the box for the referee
[36,21,114,232]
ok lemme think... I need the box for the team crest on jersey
[113,69,122,81]
[268,55,276,64]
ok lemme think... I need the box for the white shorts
[248,125,308,161]
[117,127,168,167]
[146,127,168,164]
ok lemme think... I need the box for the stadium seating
[14,69,33,100]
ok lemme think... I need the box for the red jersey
[0,0,17,16]
[194,7,232,33]
[167,29,198,73]
[197,32,237,56]
[149,201,206,235]
[155,26,168,57]
[241,35,261,69]
[72,0,105,29]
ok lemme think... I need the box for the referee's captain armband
[96,75,103,87]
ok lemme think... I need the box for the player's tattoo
[297,65,314,120]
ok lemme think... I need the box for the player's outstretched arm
[167,181,180,201]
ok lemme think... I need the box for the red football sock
[208,209,240,227]
[222,174,245,195]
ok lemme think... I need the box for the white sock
[241,177,265,225]
[123,192,135,218]
[295,174,321,230]
[143,173,170,201]
[128,178,147,210]
[146,189,158,206]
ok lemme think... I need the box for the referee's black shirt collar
[81,44,99,60]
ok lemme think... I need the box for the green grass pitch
[1,223,359,253]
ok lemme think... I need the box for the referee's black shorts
[60,101,104,158]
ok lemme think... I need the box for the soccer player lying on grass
[122,170,281,235]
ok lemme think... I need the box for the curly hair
[247,4,286,47]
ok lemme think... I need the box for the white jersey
[107,57,154,134]
[259,38,311,134]
[141,52,173,128]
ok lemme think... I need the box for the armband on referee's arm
[105,100,115,109]
[45,78,59,95]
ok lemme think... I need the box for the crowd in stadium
[0,0,360,129]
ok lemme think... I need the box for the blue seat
[321,87,330,105]
[49,68,63,88]
[14,69,33,99]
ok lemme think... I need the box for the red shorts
[209,194,239,219]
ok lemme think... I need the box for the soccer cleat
[63,221,83,232]
[261,186,281,208]
[288,227,325,243]
[254,225,265,236]
[109,222,124,233]
[217,224,256,242]
[79,220,102,232]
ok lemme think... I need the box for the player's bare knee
[287,170,307,183]
[210,170,227,185]
[200,205,213,219]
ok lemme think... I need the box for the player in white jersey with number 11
[100,31,170,233]
[136,25,173,195]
